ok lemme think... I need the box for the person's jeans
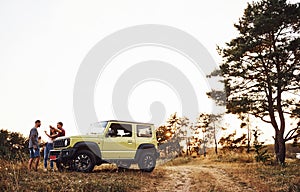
[44,142,54,169]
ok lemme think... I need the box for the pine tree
[210,0,300,164]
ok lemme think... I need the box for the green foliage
[291,127,300,147]
[195,113,222,155]
[209,0,300,164]
[0,129,28,161]
[220,0,300,124]
[206,89,227,106]
[157,113,186,157]
[253,128,270,163]
[219,131,247,152]
[156,125,171,143]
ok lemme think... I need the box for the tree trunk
[275,131,286,165]
[214,134,218,155]
[203,133,206,157]
[213,121,218,154]
[274,136,279,163]
[247,122,250,153]
[186,138,189,156]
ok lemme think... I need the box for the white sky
[0,0,298,143]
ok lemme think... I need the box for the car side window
[108,123,132,137]
[137,125,152,137]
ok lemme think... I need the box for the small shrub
[253,128,271,163]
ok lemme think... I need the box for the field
[0,154,299,192]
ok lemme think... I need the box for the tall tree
[218,0,300,164]
[240,113,252,153]
[195,113,210,157]
[209,114,222,154]
[178,116,191,155]
[166,113,182,156]
[195,113,222,155]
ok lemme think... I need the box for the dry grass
[0,153,299,192]
[197,153,300,192]
[0,159,166,192]
[160,157,192,166]
[216,159,300,192]
[209,151,256,163]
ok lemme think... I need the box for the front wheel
[138,153,156,172]
[56,160,64,172]
[56,160,74,172]
[73,150,95,172]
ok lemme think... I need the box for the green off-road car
[49,120,159,172]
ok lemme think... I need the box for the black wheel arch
[73,141,102,164]
[135,143,156,161]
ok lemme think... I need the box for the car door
[102,122,136,159]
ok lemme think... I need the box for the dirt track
[139,162,256,192]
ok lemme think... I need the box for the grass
[209,151,256,163]
[219,160,300,191]
[0,159,165,192]
[199,153,300,192]
[0,153,299,192]
[160,156,192,166]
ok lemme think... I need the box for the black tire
[56,160,75,172]
[73,150,95,172]
[138,152,156,172]
[56,160,64,172]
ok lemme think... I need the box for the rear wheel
[138,152,156,172]
[73,150,95,172]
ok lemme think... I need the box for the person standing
[28,120,41,171]
[43,126,56,172]
[48,122,65,170]
[49,122,65,137]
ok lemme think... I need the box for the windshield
[88,121,108,135]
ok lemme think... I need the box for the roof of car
[105,120,154,125]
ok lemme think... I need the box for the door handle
[128,140,133,144]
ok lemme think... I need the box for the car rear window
[137,125,152,137]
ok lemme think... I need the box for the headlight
[64,138,70,146]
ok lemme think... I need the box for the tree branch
[284,125,300,142]
[258,116,272,124]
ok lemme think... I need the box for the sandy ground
[138,161,256,192]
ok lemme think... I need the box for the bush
[253,129,271,164]
[211,152,254,163]
[0,129,28,161]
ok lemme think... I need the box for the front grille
[53,138,69,148]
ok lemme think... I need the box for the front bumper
[49,148,76,162]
